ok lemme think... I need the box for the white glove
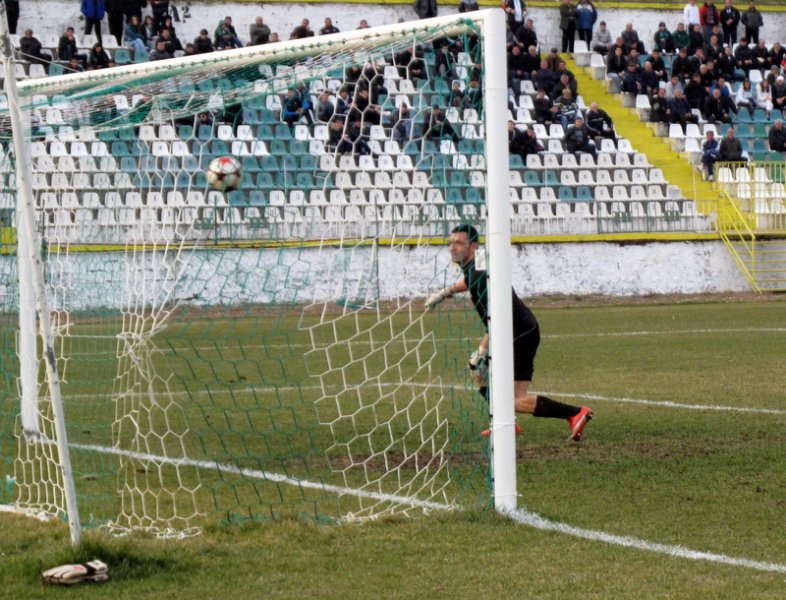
[468,346,488,370]
[42,560,108,585]
[425,287,451,309]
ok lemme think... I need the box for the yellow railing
[715,186,758,291]
[714,161,786,232]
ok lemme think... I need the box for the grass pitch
[1,295,786,599]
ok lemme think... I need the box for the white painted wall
[0,241,750,312]
[19,2,786,53]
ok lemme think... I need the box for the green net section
[0,17,496,533]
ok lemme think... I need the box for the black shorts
[512,326,540,382]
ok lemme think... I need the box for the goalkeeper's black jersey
[461,259,538,336]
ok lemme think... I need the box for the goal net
[0,11,513,535]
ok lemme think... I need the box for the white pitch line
[67,441,453,513]
[538,391,786,416]
[56,439,786,575]
[507,508,786,575]
[545,327,786,339]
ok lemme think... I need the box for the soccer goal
[0,9,516,543]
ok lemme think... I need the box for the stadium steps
[564,54,717,214]
[729,238,786,292]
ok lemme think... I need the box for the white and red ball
[207,156,242,191]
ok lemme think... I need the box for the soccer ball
[207,156,242,191]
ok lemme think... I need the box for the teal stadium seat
[114,48,131,65]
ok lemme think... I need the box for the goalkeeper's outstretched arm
[425,277,468,309]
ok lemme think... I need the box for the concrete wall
[19,2,786,53]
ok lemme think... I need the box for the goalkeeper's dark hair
[451,224,480,244]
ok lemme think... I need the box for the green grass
[2,296,786,598]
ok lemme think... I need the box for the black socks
[532,395,581,419]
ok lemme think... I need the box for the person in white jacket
[756,79,774,118]
[734,80,756,117]
[684,0,701,29]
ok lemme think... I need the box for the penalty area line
[507,508,786,575]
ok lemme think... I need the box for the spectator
[668,87,699,131]
[606,45,628,87]
[719,127,746,161]
[183,43,196,57]
[545,47,562,72]
[159,15,181,44]
[772,75,786,113]
[704,34,723,61]
[772,42,786,70]
[81,0,105,46]
[508,120,529,161]
[673,23,690,51]
[319,17,340,36]
[650,87,670,123]
[684,0,701,30]
[768,120,786,152]
[638,61,660,95]
[67,56,84,73]
[459,0,480,12]
[620,61,642,94]
[335,86,351,115]
[515,18,538,50]
[124,15,148,55]
[720,0,740,46]
[751,38,771,70]
[425,105,460,142]
[564,116,597,157]
[215,16,243,49]
[558,0,576,54]
[249,17,271,45]
[521,45,541,80]
[665,74,684,100]
[574,0,597,46]
[158,28,181,54]
[290,18,314,40]
[585,101,616,140]
[150,0,170,32]
[87,42,113,69]
[502,0,527,31]
[358,20,370,29]
[414,0,437,19]
[734,37,754,74]
[646,48,668,81]
[522,126,545,158]
[534,59,558,92]
[591,21,612,55]
[143,16,157,47]
[19,29,52,69]
[5,0,19,35]
[316,91,335,123]
[194,29,214,54]
[621,23,645,55]
[282,87,314,126]
[533,87,558,124]
[684,72,708,109]
[149,39,173,61]
[701,130,720,180]
[653,22,675,53]
[756,79,774,117]
[704,87,733,125]
[106,0,125,46]
[688,23,705,54]
[554,88,579,130]
[740,1,763,44]
[551,73,577,101]
[58,27,87,63]
[717,46,743,81]
[348,87,381,126]
[270,32,280,43]
[508,45,529,95]
[391,103,413,141]
[734,79,756,118]
[700,0,719,43]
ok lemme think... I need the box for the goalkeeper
[426,224,593,441]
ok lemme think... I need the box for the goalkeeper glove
[468,346,488,370]
[425,287,452,309]
[42,560,108,585]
